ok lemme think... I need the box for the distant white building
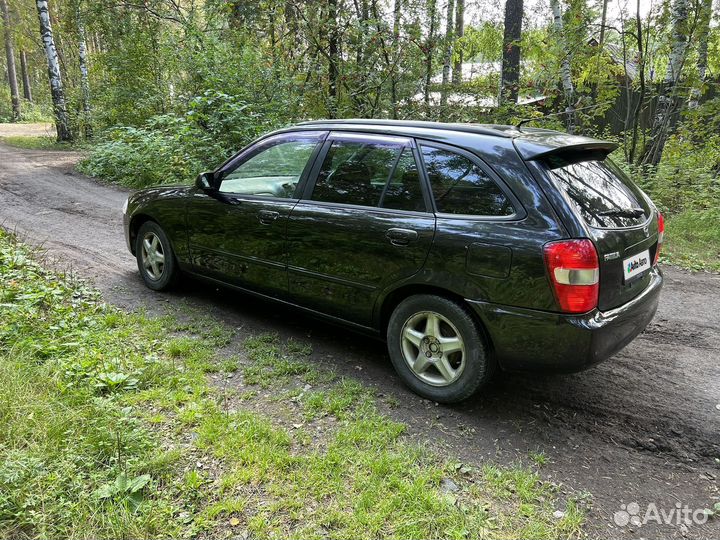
[412,61,546,108]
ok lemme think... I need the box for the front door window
[220,136,322,198]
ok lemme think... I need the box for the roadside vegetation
[0,229,586,539]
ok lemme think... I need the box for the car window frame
[415,139,526,221]
[214,131,329,200]
[300,131,433,215]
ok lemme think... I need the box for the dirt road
[1,141,718,539]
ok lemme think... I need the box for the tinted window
[379,148,425,211]
[220,137,319,198]
[546,159,649,228]
[312,139,419,208]
[421,146,514,216]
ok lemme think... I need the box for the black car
[123,119,663,403]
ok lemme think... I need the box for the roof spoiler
[513,132,619,162]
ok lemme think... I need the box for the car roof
[294,119,618,161]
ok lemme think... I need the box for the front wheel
[135,221,180,291]
[386,294,494,403]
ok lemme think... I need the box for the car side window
[379,148,426,212]
[219,137,320,198]
[420,145,515,216]
[311,139,426,211]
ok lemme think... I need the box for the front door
[286,132,436,325]
[186,131,326,299]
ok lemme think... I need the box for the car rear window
[545,158,650,228]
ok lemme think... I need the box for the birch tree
[642,0,690,165]
[451,0,463,85]
[1,0,21,121]
[499,0,523,104]
[549,0,576,132]
[423,0,438,115]
[439,0,454,109]
[688,0,712,109]
[76,0,91,137]
[36,0,71,141]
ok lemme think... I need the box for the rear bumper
[467,267,663,372]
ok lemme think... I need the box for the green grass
[0,229,587,539]
[0,135,74,151]
[664,209,720,272]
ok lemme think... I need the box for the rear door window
[545,158,650,228]
[420,145,515,216]
[310,138,426,211]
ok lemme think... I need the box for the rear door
[541,156,659,311]
[286,132,435,326]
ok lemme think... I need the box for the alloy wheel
[400,311,466,387]
[141,231,165,280]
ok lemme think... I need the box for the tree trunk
[439,0,454,110]
[390,0,402,118]
[77,3,91,137]
[642,0,689,165]
[499,0,523,105]
[590,0,608,101]
[549,0,575,133]
[688,0,712,109]
[628,0,646,164]
[35,0,71,141]
[327,0,339,118]
[20,50,32,102]
[423,0,437,116]
[1,0,21,121]
[451,0,463,85]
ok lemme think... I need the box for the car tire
[135,221,180,291]
[386,294,494,403]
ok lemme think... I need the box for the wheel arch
[128,213,156,255]
[376,284,495,354]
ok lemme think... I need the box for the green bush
[78,90,288,188]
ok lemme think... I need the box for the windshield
[545,158,650,228]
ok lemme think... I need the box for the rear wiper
[597,207,645,218]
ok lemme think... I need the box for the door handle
[258,210,280,225]
[386,228,418,246]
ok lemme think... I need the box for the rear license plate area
[623,249,651,283]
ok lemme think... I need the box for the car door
[286,132,436,325]
[186,131,326,299]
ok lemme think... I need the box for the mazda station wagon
[122,119,663,403]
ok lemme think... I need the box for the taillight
[544,239,599,314]
[653,212,664,265]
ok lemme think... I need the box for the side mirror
[195,171,216,191]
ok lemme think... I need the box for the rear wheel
[135,221,179,291]
[387,294,494,403]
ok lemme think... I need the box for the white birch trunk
[550,0,575,133]
[35,0,72,141]
[439,0,454,110]
[643,0,689,165]
[77,2,92,137]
